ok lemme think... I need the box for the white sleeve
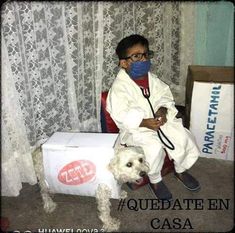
[153,82,178,121]
[106,84,145,131]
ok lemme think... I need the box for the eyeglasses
[122,50,154,62]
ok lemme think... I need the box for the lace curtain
[1,1,195,196]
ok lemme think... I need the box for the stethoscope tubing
[140,87,175,150]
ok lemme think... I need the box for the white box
[42,132,121,199]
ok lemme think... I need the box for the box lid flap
[43,132,119,149]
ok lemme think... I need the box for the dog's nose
[139,171,147,177]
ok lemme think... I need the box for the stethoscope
[140,87,175,150]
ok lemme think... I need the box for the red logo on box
[58,160,96,185]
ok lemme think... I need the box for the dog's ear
[108,157,117,172]
[108,157,120,180]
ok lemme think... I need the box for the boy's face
[119,43,148,72]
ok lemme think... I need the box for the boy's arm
[106,85,145,131]
[139,118,164,131]
[155,107,168,124]
[153,83,178,121]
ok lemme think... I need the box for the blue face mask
[129,60,151,79]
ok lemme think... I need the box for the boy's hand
[139,118,164,131]
[155,107,168,125]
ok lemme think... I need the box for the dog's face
[108,146,150,183]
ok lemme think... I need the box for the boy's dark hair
[116,34,149,60]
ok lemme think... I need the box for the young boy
[106,34,200,201]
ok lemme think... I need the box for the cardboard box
[185,65,234,128]
[185,65,234,160]
[42,132,121,199]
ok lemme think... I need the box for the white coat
[106,69,200,183]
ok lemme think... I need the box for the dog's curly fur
[32,145,149,232]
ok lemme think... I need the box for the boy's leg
[163,124,201,192]
[174,161,200,191]
[124,130,173,201]
[161,121,200,169]
[140,143,173,202]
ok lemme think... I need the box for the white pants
[121,119,200,183]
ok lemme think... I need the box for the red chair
[101,91,175,190]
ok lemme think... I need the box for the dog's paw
[44,200,57,213]
[103,218,120,232]
[120,190,127,199]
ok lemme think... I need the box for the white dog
[32,146,149,232]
